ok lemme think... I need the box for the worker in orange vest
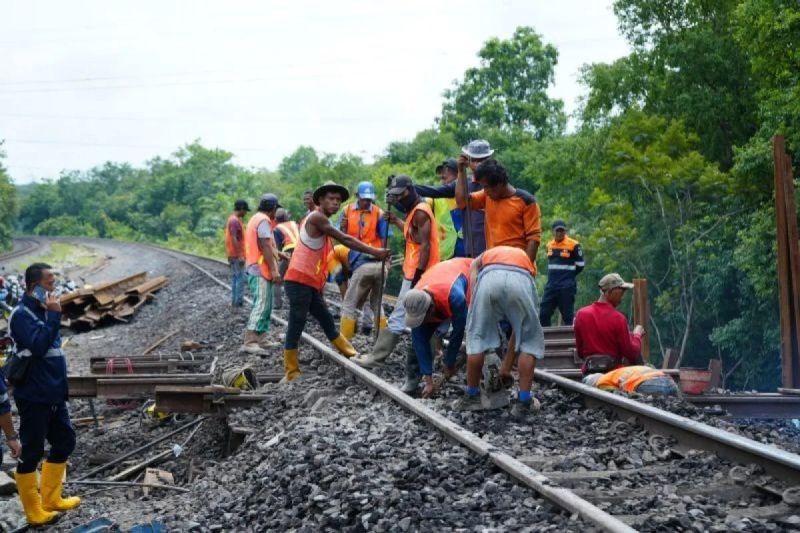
[282,182,391,383]
[224,199,249,308]
[583,366,678,396]
[402,258,473,397]
[353,175,440,394]
[242,194,282,355]
[454,246,545,419]
[272,208,299,310]
[338,181,389,334]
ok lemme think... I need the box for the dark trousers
[539,286,576,327]
[16,399,76,473]
[284,281,338,350]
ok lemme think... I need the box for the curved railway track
[0,237,41,262]
[135,242,800,531]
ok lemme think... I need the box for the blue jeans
[229,259,245,307]
[636,376,678,396]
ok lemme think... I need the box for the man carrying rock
[353,174,440,394]
[454,247,545,418]
[242,194,282,354]
[583,366,678,396]
[402,257,472,397]
[282,182,390,383]
[574,273,645,374]
[224,199,249,309]
[9,263,80,526]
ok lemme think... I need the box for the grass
[14,242,98,273]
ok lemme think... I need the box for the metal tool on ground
[480,352,510,409]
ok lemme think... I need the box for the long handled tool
[462,165,475,258]
[375,204,391,342]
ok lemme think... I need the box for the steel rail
[160,246,636,533]
[535,369,800,485]
[0,237,41,262]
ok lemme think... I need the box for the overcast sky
[1,1,629,184]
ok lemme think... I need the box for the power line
[5,137,275,153]
[0,112,392,123]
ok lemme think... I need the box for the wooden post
[632,278,650,363]
[773,135,800,389]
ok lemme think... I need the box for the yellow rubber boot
[15,471,60,526]
[340,317,357,340]
[378,316,388,330]
[331,335,358,358]
[41,461,81,512]
[283,349,301,382]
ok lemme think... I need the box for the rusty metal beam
[154,386,269,414]
[90,360,208,374]
[68,372,283,399]
[632,278,650,362]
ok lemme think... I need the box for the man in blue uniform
[539,220,585,327]
[9,263,80,526]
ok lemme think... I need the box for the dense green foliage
[0,145,17,251]
[9,2,800,390]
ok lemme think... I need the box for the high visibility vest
[275,221,300,252]
[481,246,536,276]
[596,366,667,393]
[428,198,457,260]
[342,204,384,248]
[285,215,333,291]
[224,214,245,258]
[244,212,273,280]
[402,202,440,280]
[415,258,473,321]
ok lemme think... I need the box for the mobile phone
[33,286,48,304]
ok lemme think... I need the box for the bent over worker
[9,263,80,526]
[454,247,545,418]
[353,175,440,394]
[329,245,388,340]
[574,273,645,375]
[242,194,282,354]
[402,258,472,397]
[583,366,678,396]
[272,208,299,310]
[224,199,249,308]
[282,181,390,383]
[540,219,584,326]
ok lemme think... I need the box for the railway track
[0,237,41,262]
[138,243,800,531]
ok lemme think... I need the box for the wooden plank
[633,278,650,362]
[782,151,800,388]
[773,135,795,389]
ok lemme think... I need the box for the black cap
[234,199,250,211]
[435,158,458,173]
[387,174,414,195]
[552,219,567,230]
[259,193,282,211]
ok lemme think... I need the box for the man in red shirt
[574,273,645,374]
[224,199,249,309]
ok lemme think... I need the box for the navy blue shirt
[0,376,10,415]
[414,181,487,257]
[410,275,468,376]
[8,294,68,404]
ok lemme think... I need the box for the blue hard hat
[356,181,376,200]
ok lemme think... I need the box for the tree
[0,144,17,251]
[581,0,758,169]
[440,26,565,143]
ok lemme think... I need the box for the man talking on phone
[8,262,80,526]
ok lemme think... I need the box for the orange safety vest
[285,215,333,291]
[244,212,273,280]
[343,204,384,248]
[224,214,245,258]
[481,246,536,276]
[596,366,667,393]
[275,221,300,252]
[416,258,473,321]
[403,202,440,280]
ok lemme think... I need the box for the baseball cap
[259,193,282,211]
[403,289,433,328]
[387,174,414,196]
[357,181,377,200]
[598,273,634,291]
[234,199,250,211]
[582,373,603,387]
[552,219,567,230]
[461,139,494,159]
[435,158,458,173]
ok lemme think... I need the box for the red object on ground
[679,368,712,395]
